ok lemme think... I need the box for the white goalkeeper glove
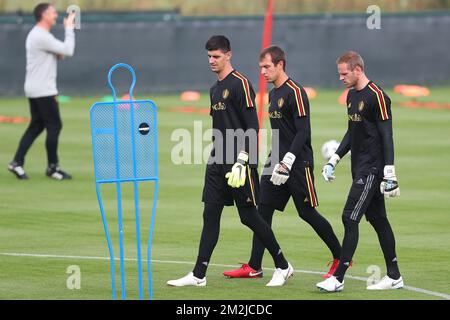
[380,165,400,198]
[225,151,248,188]
[270,152,296,186]
[322,154,340,182]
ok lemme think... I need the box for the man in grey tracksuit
[8,3,76,180]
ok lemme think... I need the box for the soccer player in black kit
[317,51,403,292]
[223,46,342,280]
[167,36,293,287]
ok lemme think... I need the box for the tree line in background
[0,0,449,15]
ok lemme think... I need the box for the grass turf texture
[0,88,449,300]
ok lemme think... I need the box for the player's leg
[316,217,358,292]
[9,98,45,179]
[40,96,71,179]
[223,203,276,278]
[192,202,225,279]
[236,205,293,286]
[247,204,276,272]
[233,168,293,286]
[248,172,290,272]
[366,193,403,290]
[223,171,290,278]
[333,215,359,280]
[293,198,342,273]
[317,173,378,292]
[167,164,230,287]
[334,174,380,282]
[290,167,341,265]
[237,205,287,269]
[167,202,223,287]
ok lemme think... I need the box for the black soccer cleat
[8,161,29,180]
[46,164,72,180]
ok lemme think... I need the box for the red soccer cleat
[322,259,352,278]
[223,263,263,278]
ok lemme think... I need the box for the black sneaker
[8,161,29,180]
[46,164,72,180]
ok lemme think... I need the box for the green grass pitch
[0,88,449,300]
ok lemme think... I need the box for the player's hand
[322,154,340,182]
[380,165,400,198]
[270,152,295,186]
[225,151,248,188]
[322,164,335,182]
[64,12,76,29]
[56,54,65,60]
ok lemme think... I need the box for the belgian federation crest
[358,100,365,112]
[222,89,230,100]
[277,98,284,108]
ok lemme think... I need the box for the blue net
[90,100,157,182]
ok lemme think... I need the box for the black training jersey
[267,78,313,169]
[209,70,259,166]
[337,81,393,177]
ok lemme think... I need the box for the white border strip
[1,252,448,300]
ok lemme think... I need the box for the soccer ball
[321,140,340,160]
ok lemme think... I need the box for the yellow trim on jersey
[305,167,318,207]
[232,71,254,108]
[286,80,306,117]
[247,166,256,206]
[368,82,389,120]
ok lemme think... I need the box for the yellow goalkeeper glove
[225,151,248,188]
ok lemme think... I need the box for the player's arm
[377,120,394,165]
[38,12,75,57]
[322,90,351,182]
[321,129,349,182]
[335,129,350,159]
[270,86,308,186]
[225,78,258,188]
[288,112,310,156]
[373,93,400,198]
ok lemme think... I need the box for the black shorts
[260,165,319,212]
[202,163,259,207]
[343,173,387,223]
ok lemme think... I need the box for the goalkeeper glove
[225,151,248,188]
[322,154,340,182]
[380,165,400,198]
[270,152,296,186]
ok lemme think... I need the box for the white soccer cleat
[167,272,206,287]
[367,275,404,290]
[316,276,344,292]
[8,162,29,180]
[266,262,294,286]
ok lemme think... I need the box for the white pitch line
[1,252,449,300]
